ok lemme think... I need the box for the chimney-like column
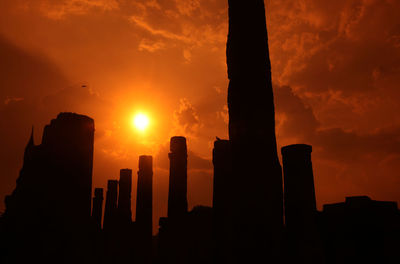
[103,180,118,230]
[167,136,188,219]
[135,155,153,264]
[136,156,153,237]
[92,188,104,229]
[226,0,283,261]
[118,169,132,224]
[281,144,317,236]
[212,139,234,263]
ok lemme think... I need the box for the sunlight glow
[133,113,150,132]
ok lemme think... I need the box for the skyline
[1,0,400,235]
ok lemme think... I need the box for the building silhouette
[1,113,95,264]
[1,2,400,264]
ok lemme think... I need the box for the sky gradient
[1,0,399,232]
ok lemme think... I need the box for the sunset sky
[1,0,400,232]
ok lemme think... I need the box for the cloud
[40,0,119,19]
[129,15,190,42]
[0,35,68,102]
[174,0,200,16]
[138,39,166,52]
[173,98,200,136]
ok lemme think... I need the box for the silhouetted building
[320,196,400,264]
[168,136,188,219]
[212,139,234,263]
[136,155,153,264]
[118,169,132,224]
[282,144,322,263]
[226,0,283,262]
[104,180,118,231]
[92,188,104,229]
[1,113,95,263]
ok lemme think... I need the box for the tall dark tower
[104,180,118,230]
[167,136,188,219]
[136,155,153,264]
[118,169,132,224]
[226,0,283,261]
[282,144,322,263]
[92,188,104,229]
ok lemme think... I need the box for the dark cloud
[173,98,200,136]
[0,35,68,102]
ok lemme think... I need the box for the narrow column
[282,144,316,235]
[282,144,322,263]
[92,188,104,229]
[212,139,234,263]
[118,169,132,224]
[136,155,153,264]
[103,180,118,231]
[167,136,188,219]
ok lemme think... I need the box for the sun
[133,113,150,132]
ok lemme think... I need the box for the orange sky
[1,0,400,232]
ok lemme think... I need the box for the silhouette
[135,155,153,264]
[92,188,104,229]
[282,144,324,263]
[1,1,400,264]
[118,169,133,225]
[212,139,234,263]
[1,113,95,264]
[158,137,189,264]
[103,179,118,231]
[167,136,188,219]
[226,0,283,262]
[320,196,400,264]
